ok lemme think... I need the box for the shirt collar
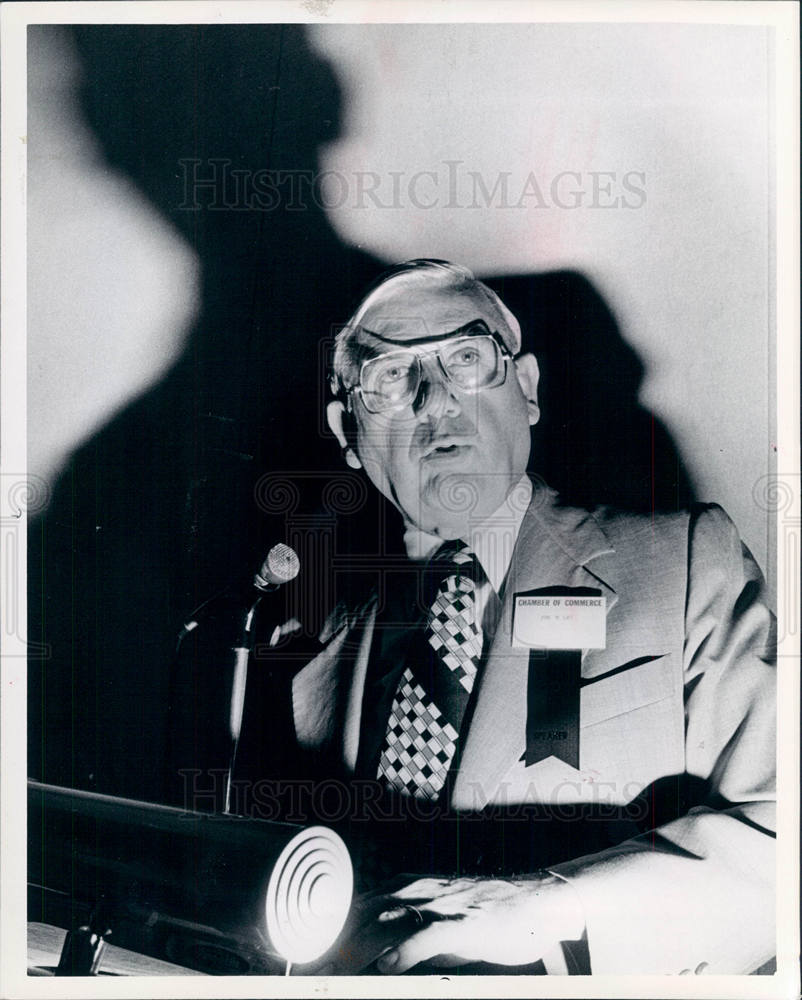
[402,475,533,593]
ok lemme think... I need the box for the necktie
[377,542,484,799]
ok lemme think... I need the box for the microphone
[172,544,300,815]
[229,544,300,741]
[226,544,300,813]
[176,543,301,650]
[254,542,300,591]
[252,543,302,648]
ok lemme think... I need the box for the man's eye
[379,365,408,384]
[453,348,480,366]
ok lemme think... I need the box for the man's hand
[359,873,585,974]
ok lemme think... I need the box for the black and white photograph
[1,1,799,995]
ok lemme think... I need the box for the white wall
[27,23,774,582]
[27,28,200,486]
[309,22,774,579]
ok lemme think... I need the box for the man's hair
[329,259,522,398]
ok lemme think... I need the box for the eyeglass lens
[360,335,503,412]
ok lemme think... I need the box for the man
[285,259,775,974]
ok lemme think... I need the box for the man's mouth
[421,441,470,460]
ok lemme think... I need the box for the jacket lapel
[452,486,617,810]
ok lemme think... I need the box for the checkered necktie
[377,542,484,799]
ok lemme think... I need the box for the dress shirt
[401,475,533,634]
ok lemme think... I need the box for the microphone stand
[223,593,265,815]
[174,543,300,817]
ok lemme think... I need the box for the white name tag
[512,591,606,650]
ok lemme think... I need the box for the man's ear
[326,400,363,469]
[513,353,541,426]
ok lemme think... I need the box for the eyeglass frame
[342,319,519,415]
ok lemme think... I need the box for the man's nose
[412,358,462,418]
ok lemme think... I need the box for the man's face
[346,282,536,539]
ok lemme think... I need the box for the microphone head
[254,543,300,590]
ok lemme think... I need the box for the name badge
[512,587,606,650]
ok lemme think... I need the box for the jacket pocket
[580,654,674,728]
[579,654,684,796]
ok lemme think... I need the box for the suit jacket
[288,484,776,974]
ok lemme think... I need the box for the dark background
[28,24,692,806]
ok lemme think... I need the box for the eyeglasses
[346,322,514,415]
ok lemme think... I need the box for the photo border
[2,2,798,998]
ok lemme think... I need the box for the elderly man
[283,259,775,975]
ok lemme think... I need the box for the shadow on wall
[488,271,692,513]
[27,24,693,805]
